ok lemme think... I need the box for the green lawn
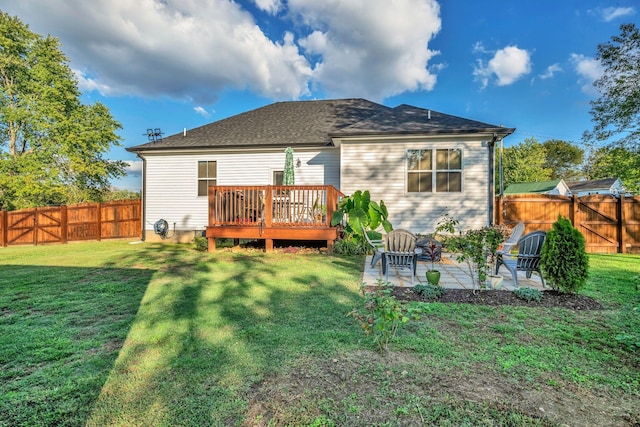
[0,242,638,426]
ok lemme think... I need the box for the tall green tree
[497,137,552,191]
[0,11,125,210]
[584,145,640,194]
[584,23,640,150]
[542,139,584,180]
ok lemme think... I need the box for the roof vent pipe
[183,128,187,137]
[428,110,431,120]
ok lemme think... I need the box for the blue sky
[3,0,638,191]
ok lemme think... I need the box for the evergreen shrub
[540,216,589,294]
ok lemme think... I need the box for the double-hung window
[272,170,284,185]
[407,148,462,193]
[197,161,217,197]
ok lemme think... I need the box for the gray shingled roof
[566,178,618,192]
[127,98,514,152]
[334,104,511,136]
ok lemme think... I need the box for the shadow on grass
[0,264,153,427]
[85,248,366,426]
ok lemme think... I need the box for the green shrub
[512,287,543,302]
[193,235,209,252]
[541,216,589,294]
[333,237,368,255]
[413,283,446,300]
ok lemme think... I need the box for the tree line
[497,138,640,194]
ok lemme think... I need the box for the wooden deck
[206,185,343,252]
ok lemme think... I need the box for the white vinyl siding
[141,148,340,233]
[340,136,489,233]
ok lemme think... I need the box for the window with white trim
[197,161,217,197]
[407,148,462,193]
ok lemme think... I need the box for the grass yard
[0,241,638,426]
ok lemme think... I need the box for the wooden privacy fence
[496,194,640,254]
[0,199,141,247]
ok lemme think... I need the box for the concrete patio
[362,253,545,291]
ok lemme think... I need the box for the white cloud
[253,0,283,15]
[473,45,532,89]
[592,7,636,22]
[291,0,442,100]
[124,160,143,177]
[570,53,604,95]
[194,106,211,117]
[4,0,312,104]
[539,63,562,80]
[472,41,489,54]
[73,69,113,94]
[4,0,443,104]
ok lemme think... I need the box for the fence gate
[6,208,65,245]
[7,210,36,245]
[35,207,64,245]
[577,195,619,253]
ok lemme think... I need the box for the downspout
[135,152,147,241]
[499,137,504,196]
[488,134,498,225]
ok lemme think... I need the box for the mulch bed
[372,286,604,310]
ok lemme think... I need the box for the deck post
[264,186,274,252]
[208,237,216,252]
[264,186,273,227]
[326,186,337,227]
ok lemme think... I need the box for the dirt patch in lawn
[386,287,604,310]
[241,289,637,426]
[244,350,638,427]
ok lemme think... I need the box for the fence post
[618,194,626,254]
[61,205,68,244]
[97,203,102,241]
[495,195,503,225]
[0,210,6,247]
[571,195,580,230]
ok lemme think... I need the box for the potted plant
[425,214,459,285]
[425,240,441,285]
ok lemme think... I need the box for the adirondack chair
[499,222,525,254]
[362,224,385,268]
[383,229,418,284]
[495,230,546,288]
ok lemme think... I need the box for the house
[127,99,514,243]
[567,178,625,196]
[503,179,571,196]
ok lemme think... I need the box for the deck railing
[208,185,342,228]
